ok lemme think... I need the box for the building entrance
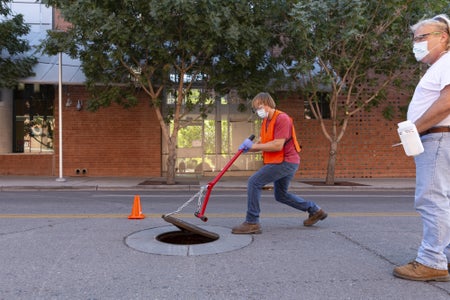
[162,94,262,176]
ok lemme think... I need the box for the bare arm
[415,85,450,133]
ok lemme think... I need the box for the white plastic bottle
[397,120,424,156]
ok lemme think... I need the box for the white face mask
[413,41,429,61]
[256,107,268,119]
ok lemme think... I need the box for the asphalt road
[1,190,449,299]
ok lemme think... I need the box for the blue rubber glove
[238,138,253,153]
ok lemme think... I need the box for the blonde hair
[252,92,276,109]
[411,14,450,49]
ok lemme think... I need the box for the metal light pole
[56,52,66,182]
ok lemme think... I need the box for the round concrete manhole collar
[125,225,253,256]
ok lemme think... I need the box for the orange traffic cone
[128,195,145,219]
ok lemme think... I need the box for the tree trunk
[166,139,177,185]
[325,140,338,185]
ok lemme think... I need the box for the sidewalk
[0,175,416,191]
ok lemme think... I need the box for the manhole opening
[157,231,219,245]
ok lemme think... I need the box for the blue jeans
[245,161,320,223]
[414,132,450,270]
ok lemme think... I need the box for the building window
[162,90,262,175]
[304,92,331,120]
[13,84,54,153]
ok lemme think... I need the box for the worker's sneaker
[393,261,450,281]
[231,222,262,234]
[303,209,328,226]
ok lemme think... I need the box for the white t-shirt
[407,52,450,125]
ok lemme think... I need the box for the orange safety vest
[261,110,301,164]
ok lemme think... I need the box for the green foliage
[40,0,286,182]
[86,85,139,111]
[281,0,449,122]
[278,0,450,183]
[0,0,36,88]
[382,104,395,121]
[41,0,282,113]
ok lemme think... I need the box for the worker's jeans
[245,161,320,224]
[414,132,450,270]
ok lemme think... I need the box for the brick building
[0,2,415,179]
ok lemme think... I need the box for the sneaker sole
[393,271,450,282]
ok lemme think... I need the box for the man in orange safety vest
[232,92,328,234]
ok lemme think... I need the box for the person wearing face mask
[393,14,450,282]
[231,92,327,234]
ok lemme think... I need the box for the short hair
[251,92,276,109]
[411,14,450,49]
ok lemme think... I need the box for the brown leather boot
[393,261,450,281]
[231,222,262,234]
[303,209,328,226]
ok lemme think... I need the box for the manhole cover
[156,231,219,245]
[161,214,220,240]
[125,225,253,256]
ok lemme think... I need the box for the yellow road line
[0,214,127,219]
[0,212,419,219]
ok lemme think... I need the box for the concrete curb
[0,176,416,192]
[0,185,416,192]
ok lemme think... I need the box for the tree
[0,0,36,87]
[41,0,284,184]
[281,0,449,185]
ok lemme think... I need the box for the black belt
[420,126,450,137]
